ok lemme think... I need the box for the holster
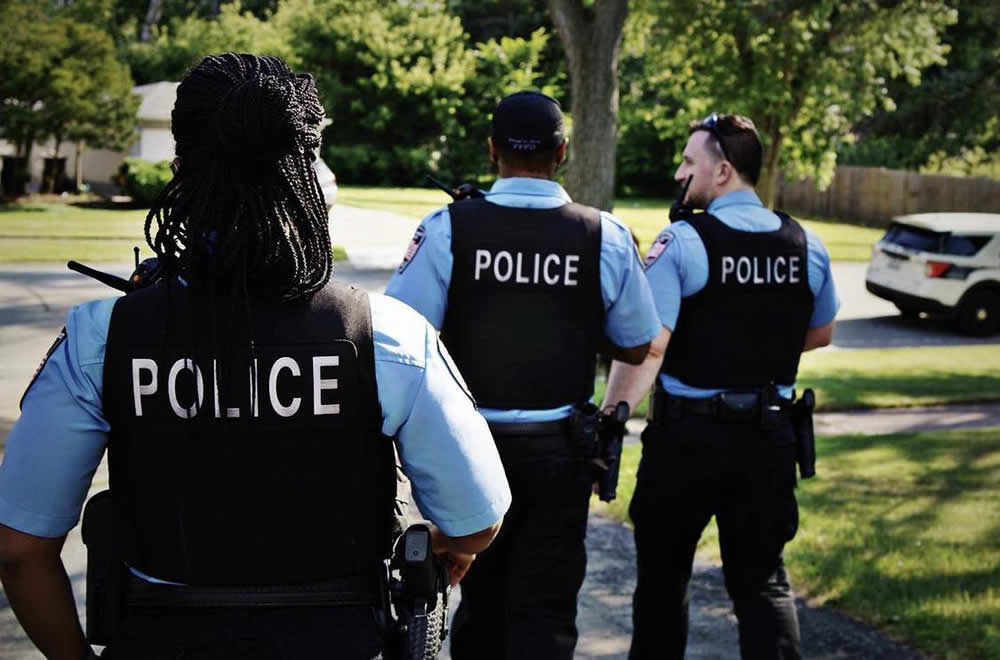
[791,388,817,479]
[568,402,601,459]
[81,489,125,646]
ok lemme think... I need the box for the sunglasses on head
[700,113,731,162]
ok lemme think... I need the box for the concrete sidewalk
[332,204,420,269]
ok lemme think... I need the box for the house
[0,81,179,194]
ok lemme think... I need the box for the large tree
[638,0,956,206]
[548,0,628,212]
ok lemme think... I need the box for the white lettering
[721,256,736,284]
[564,255,579,286]
[515,252,530,283]
[212,360,221,417]
[132,358,158,416]
[774,256,786,283]
[789,255,801,283]
[736,257,752,284]
[533,253,540,282]
[753,257,764,284]
[494,251,513,282]
[168,359,204,419]
[268,357,301,417]
[249,359,259,417]
[543,254,560,285]
[313,356,340,415]
[474,249,491,281]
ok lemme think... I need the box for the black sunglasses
[699,113,731,162]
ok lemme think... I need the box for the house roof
[134,82,179,122]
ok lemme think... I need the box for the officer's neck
[497,166,556,181]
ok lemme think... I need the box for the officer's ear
[715,159,734,187]
[554,138,568,167]
[488,137,498,166]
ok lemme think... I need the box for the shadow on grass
[799,371,1000,410]
[793,430,1000,658]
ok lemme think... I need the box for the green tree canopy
[636,0,957,205]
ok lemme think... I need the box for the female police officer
[0,53,510,660]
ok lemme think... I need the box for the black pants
[450,431,593,660]
[628,411,802,660]
[106,604,385,659]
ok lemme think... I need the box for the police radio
[68,246,163,293]
[425,173,486,202]
[669,175,695,222]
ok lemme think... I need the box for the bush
[118,158,172,206]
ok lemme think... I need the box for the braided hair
[146,53,331,301]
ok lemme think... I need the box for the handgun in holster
[569,402,601,461]
[792,388,816,479]
[595,401,630,502]
[388,523,449,660]
[81,489,126,647]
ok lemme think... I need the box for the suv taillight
[926,260,952,278]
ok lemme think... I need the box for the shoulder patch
[644,229,674,268]
[20,326,67,410]
[437,336,476,408]
[398,224,426,273]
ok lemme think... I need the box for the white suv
[865,213,1000,336]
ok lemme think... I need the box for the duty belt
[125,572,382,608]
[653,389,765,422]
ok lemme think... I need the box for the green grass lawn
[595,427,1000,659]
[0,202,345,263]
[593,344,1000,417]
[336,185,884,262]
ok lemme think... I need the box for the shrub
[118,158,172,206]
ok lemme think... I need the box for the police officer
[0,53,510,660]
[385,90,661,660]
[602,114,839,660]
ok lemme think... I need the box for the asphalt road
[0,248,996,658]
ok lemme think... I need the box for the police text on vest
[131,356,340,418]
[721,255,800,284]
[474,249,579,286]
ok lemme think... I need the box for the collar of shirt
[485,177,571,210]
[704,189,779,232]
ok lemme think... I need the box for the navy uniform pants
[105,604,385,659]
[628,410,802,660]
[450,431,593,660]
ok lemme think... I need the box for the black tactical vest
[440,198,604,409]
[662,211,814,389]
[102,281,395,586]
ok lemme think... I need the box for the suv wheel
[957,290,1000,336]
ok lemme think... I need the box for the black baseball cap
[490,91,565,153]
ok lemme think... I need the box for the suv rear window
[883,223,992,256]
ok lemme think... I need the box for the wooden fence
[776,166,1000,227]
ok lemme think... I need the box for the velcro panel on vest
[103,282,393,586]
[441,198,604,409]
[662,211,814,389]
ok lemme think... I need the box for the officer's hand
[428,525,477,586]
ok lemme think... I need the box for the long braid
[145,53,331,302]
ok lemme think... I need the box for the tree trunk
[758,130,784,208]
[74,140,85,193]
[141,0,164,42]
[548,0,628,212]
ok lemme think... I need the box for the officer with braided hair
[386,90,661,660]
[0,53,510,660]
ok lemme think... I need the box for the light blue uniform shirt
[0,293,511,546]
[385,177,662,422]
[644,190,839,399]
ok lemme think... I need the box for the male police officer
[602,114,838,660]
[385,90,661,659]
[0,53,510,660]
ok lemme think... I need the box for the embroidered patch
[19,326,67,410]
[644,229,674,268]
[398,224,426,273]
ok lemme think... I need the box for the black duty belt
[126,572,381,609]
[654,389,766,422]
[488,418,571,437]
